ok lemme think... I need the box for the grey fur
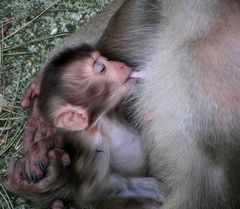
[6,0,240,208]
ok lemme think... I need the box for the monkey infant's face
[91,51,132,83]
[53,51,135,132]
[71,51,134,91]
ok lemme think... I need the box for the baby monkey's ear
[54,104,89,131]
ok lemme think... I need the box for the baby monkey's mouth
[124,71,134,83]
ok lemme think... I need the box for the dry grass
[0,0,111,208]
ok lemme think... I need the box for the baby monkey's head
[39,43,134,132]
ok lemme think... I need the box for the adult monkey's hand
[22,98,54,151]
[21,74,42,108]
[4,149,73,209]
[20,73,54,148]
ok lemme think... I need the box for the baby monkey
[5,44,167,208]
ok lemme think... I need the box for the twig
[0,116,27,121]
[0,127,11,131]
[0,184,14,209]
[4,52,37,56]
[0,124,24,156]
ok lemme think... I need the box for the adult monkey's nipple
[130,71,146,78]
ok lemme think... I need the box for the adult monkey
[8,1,240,209]
[137,1,240,209]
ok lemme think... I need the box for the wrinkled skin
[21,74,42,109]
[4,148,74,209]
[5,99,74,208]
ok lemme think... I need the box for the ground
[0,0,111,208]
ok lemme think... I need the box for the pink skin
[21,74,42,108]
[144,113,156,122]
[21,76,69,180]
[22,98,53,179]
[6,134,71,209]
[23,99,54,151]
[24,116,70,182]
[92,52,132,84]
[51,199,77,209]
[26,134,71,182]
[6,149,65,193]
[26,134,56,181]
[52,199,64,209]
[66,52,133,94]
[5,150,73,209]
[21,74,53,150]
[5,149,73,209]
